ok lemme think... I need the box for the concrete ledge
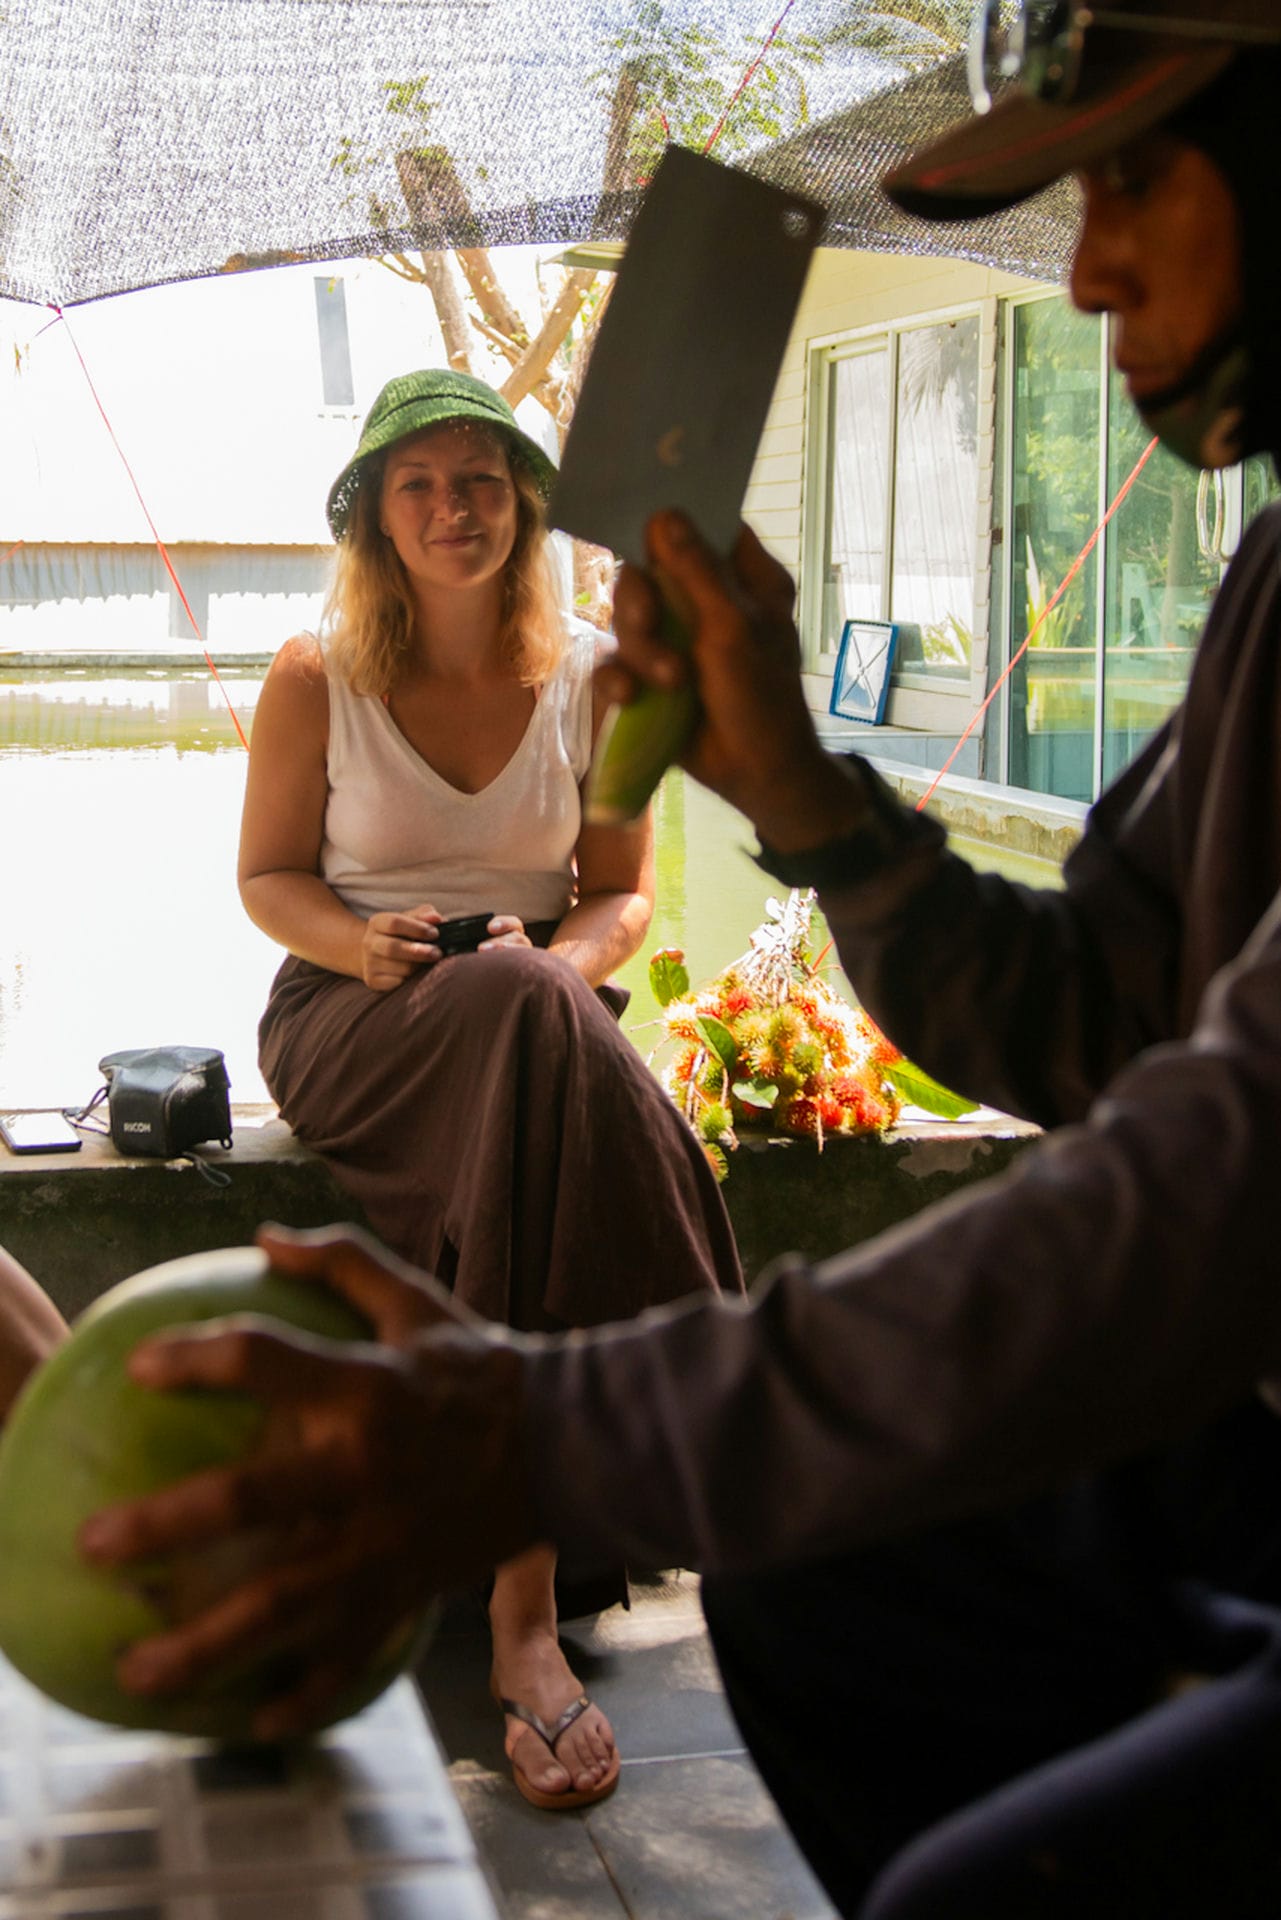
[0,1110,363,1321]
[0,1105,1040,1322]
[723,1117,1038,1277]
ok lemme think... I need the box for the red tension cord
[45,304,250,751]
[914,435,1161,812]
[703,0,800,155]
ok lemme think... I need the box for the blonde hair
[322,432,564,697]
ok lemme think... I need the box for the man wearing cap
[82,2,1281,1912]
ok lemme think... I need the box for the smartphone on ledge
[0,1110,83,1155]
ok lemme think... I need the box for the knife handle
[584,569,701,825]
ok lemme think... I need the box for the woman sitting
[238,368,742,1810]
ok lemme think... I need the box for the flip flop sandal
[497,1691,622,1810]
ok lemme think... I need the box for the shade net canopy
[0,0,1079,309]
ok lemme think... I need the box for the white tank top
[319,619,599,925]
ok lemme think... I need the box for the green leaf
[885,1060,979,1121]
[648,950,689,1007]
[697,1015,738,1071]
[732,1077,779,1111]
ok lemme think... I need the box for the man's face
[1070,134,1244,422]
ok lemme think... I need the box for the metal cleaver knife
[548,144,825,822]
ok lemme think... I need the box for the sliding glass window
[1006,297,1102,800]
[1100,370,1222,791]
[821,342,891,642]
[810,315,981,686]
[892,320,980,676]
[1002,293,1277,802]
[810,291,1278,802]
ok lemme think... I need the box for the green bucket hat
[326,368,558,542]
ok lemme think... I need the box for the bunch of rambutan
[648,890,906,1179]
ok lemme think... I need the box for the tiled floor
[0,1655,499,1916]
[413,1572,837,1920]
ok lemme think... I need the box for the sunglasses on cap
[968,1,1281,114]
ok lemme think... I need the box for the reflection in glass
[1008,298,1101,802]
[1101,370,1219,789]
[1005,299,1278,802]
[821,346,890,649]
[891,316,980,675]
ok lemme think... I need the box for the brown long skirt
[258,944,743,1335]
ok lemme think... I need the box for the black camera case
[98,1046,233,1159]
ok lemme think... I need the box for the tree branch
[468,313,566,416]
[603,59,645,195]
[500,269,597,414]
[562,279,615,416]
[413,251,473,373]
[377,253,430,285]
[468,313,522,367]
[455,249,530,349]
[394,150,475,372]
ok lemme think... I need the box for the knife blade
[548,144,825,822]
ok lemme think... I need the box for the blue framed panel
[829,619,898,725]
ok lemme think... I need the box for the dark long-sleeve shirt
[519,503,1281,1575]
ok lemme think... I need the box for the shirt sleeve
[815,733,1183,1127]
[515,512,1281,1577]
[519,883,1281,1574]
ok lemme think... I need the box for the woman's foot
[490,1624,618,1802]
[488,1544,620,1806]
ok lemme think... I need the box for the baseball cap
[883,1,1281,220]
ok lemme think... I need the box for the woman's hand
[477,914,531,951]
[602,512,867,852]
[76,1224,536,1740]
[360,905,442,991]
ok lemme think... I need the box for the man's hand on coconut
[76,1226,536,1741]
[603,511,869,853]
[253,1222,468,1345]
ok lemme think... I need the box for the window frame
[800,299,997,735]
[313,272,358,416]
[989,285,1113,791]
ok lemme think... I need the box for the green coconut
[0,1244,436,1740]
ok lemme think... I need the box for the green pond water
[0,671,1062,1109]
